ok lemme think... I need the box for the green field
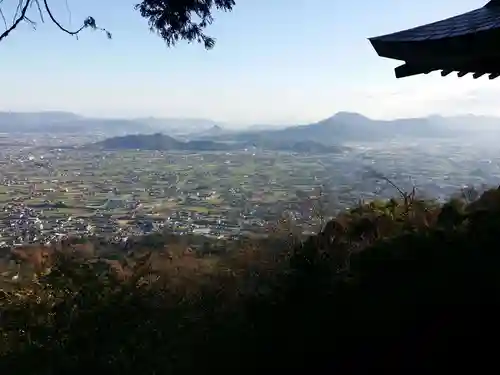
[0,149,336,226]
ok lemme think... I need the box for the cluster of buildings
[0,189,322,250]
[0,202,96,247]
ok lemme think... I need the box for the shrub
[2,188,500,373]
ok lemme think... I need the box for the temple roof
[369,1,500,79]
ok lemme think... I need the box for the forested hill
[89,133,345,153]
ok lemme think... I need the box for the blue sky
[0,0,497,125]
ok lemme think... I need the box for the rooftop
[369,1,500,79]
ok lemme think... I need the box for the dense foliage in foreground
[1,188,500,373]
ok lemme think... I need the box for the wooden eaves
[369,0,500,79]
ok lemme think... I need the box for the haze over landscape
[1,0,498,124]
[4,0,499,248]
[1,1,500,373]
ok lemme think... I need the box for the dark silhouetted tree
[0,0,235,48]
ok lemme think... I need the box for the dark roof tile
[370,4,500,42]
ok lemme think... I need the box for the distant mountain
[207,112,500,144]
[428,114,500,131]
[133,117,222,135]
[88,133,345,154]
[188,124,228,138]
[0,111,153,135]
[245,123,290,131]
[0,111,82,132]
[4,111,499,143]
[0,111,84,124]
[206,124,225,134]
[90,133,232,151]
[0,112,224,136]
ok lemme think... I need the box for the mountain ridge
[88,133,345,154]
[203,112,500,144]
[0,112,224,136]
[1,111,499,142]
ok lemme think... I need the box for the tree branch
[43,0,111,39]
[42,0,84,35]
[0,0,30,43]
[0,8,8,30]
[33,0,44,23]
[1,0,233,46]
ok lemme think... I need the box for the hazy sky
[0,0,498,124]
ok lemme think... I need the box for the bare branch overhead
[0,0,236,48]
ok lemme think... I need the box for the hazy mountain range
[202,112,500,144]
[1,111,499,144]
[0,112,222,137]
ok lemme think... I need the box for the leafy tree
[0,0,235,48]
